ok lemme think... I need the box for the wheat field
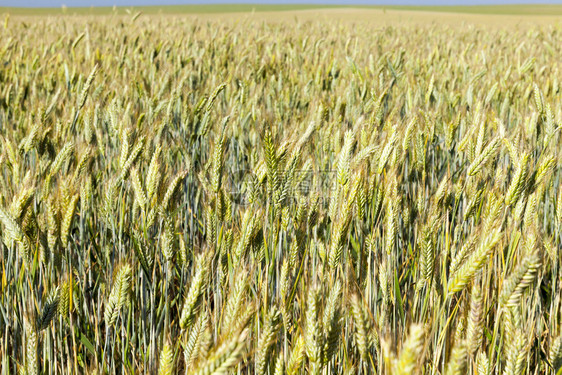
[1,9,562,374]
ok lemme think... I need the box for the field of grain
[1,8,562,374]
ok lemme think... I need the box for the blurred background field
[3,4,562,16]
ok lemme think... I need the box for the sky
[4,0,562,8]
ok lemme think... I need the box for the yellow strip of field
[198,8,562,28]
[4,7,561,29]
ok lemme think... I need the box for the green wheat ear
[550,336,562,374]
[305,288,322,372]
[466,284,484,356]
[37,287,60,331]
[255,308,281,375]
[505,152,530,207]
[158,342,175,375]
[350,293,373,364]
[323,280,342,365]
[180,254,209,330]
[104,264,132,327]
[26,319,38,375]
[499,249,541,308]
[448,229,501,294]
[476,351,490,375]
[191,328,248,375]
[184,311,209,371]
[287,335,305,375]
[445,341,467,375]
[467,136,501,177]
[395,324,425,374]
